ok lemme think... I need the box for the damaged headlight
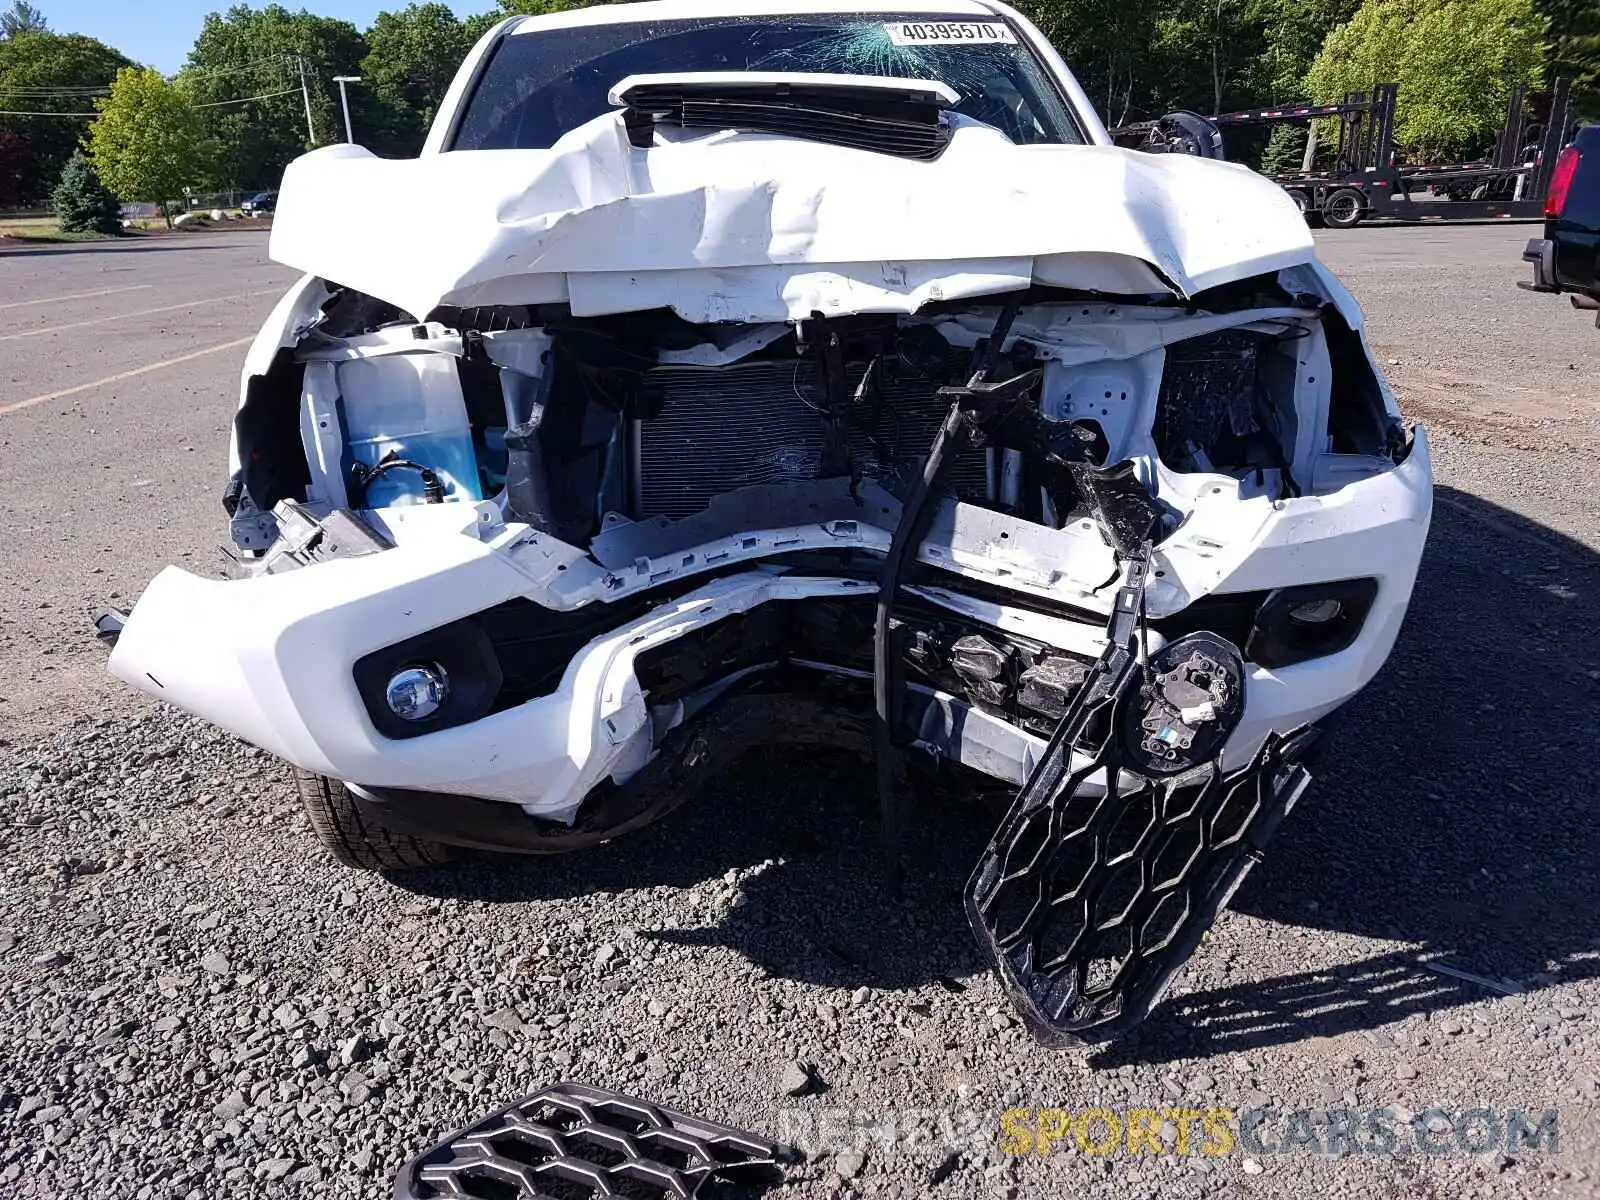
[1245,578,1378,668]
[1121,632,1246,775]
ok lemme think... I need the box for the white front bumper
[111,435,1431,817]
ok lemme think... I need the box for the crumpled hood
[269,113,1315,321]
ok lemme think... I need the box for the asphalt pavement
[0,232,299,739]
[0,224,1597,1199]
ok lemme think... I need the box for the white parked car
[106,0,1431,1043]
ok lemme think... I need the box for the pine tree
[53,149,122,235]
[1260,125,1310,175]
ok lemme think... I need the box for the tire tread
[291,768,455,872]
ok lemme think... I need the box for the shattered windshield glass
[451,14,1084,151]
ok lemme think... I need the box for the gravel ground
[1,226,1597,1199]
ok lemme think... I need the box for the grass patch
[0,216,61,237]
[0,216,174,245]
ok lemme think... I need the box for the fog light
[1246,578,1379,668]
[385,665,449,721]
[1287,598,1343,625]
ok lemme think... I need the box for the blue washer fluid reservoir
[337,351,482,507]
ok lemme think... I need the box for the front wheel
[1322,188,1366,228]
[291,768,456,872]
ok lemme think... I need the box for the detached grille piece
[397,1081,785,1199]
[966,624,1318,1045]
[636,359,987,520]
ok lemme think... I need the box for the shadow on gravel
[1098,485,1600,1065]
[395,750,1001,992]
[398,486,1600,1044]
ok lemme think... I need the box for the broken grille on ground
[396,1082,787,1199]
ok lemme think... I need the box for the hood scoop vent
[612,72,957,161]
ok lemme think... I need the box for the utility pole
[296,56,316,146]
[333,75,362,144]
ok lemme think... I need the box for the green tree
[1013,0,1354,126]
[1538,0,1600,119]
[89,67,213,227]
[0,31,131,204]
[182,5,368,189]
[1259,123,1309,172]
[1252,0,1362,99]
[1306,0,1546,159]
[361,3,477,155]
[0,127,33,206]
[1,1,47,36]
[493,0,630,13]
[52,147,120,233]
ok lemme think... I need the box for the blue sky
[39,1,478,73]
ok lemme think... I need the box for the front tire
[291,768,456,872]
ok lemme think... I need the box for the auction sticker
[885,21,1017,45]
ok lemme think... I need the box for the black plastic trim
[1245,577,1378,669]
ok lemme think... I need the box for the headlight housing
[1245,578,1378,668]
[1120,632,1247,776]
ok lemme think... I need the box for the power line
[180,54,297,81]
[0,86,113,95]
[0,55,297,97]
[192,86,300,108]
[0,85,308,119]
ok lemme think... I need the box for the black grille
[397,1082,785,1199]
[622,82,952,161]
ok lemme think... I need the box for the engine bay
[228,271,1407,575]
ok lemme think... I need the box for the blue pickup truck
[1523,124,1600,319]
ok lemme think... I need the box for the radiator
[634,358,987,520]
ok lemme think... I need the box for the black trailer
[1112,80,1575,228]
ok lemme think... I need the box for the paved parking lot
[0,225,1596,1199]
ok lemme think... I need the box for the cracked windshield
[452,14,1084,150]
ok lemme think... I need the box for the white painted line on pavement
[0,288,280,341]
[0,283,154,311]
[0,335,255,416]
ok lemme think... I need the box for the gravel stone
[340,1034,374,1066]
[779,1061,813,1096]
[257,1158,298,1181]
[481,1008,525,1033]
[835,1149,866,1179]
[212,1091,248,1120]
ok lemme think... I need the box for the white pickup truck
[105,0,1432,1044]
